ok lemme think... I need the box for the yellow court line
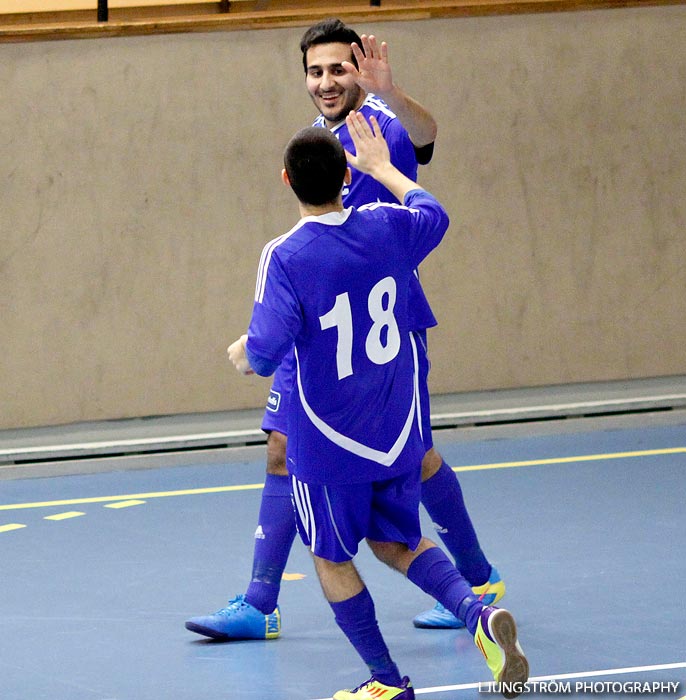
[44,511,85,521]
[0,482,265,512]
[0,523,27,532]
[0,446,683,513]
[453,446,686,472]
[104,500,146,509]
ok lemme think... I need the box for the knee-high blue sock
[407,546,484,635]
[421,461,491,586]
[330,588,402,687]
[245,474,297,615]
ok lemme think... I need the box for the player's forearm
[370,161,424,203]
[379,85,437,148]
[346,110,424,199]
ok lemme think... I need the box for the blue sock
[407,546,484,634]
[245,474,297,615]
[330,588,402,688]
[421,461,491,585]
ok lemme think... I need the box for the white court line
[0,428,263,459]
[3,392,686,461]
[431,393,686,422]
[309,662,686,699]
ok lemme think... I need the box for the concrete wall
[2,4,685,429]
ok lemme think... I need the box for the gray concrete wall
[2,5,685,429]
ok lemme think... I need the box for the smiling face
[305,42,366,128]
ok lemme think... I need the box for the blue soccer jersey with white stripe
[314,93,436,331]
[246,190,448,485]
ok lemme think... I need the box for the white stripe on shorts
[291,475,316,554]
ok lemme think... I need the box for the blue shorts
[290,469,422,563]
[262,331,434,452]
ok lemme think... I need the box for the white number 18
[319,276,401,380]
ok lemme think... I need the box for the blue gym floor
[1,405,684,699]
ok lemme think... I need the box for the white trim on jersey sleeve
[312,94,396,134]
[294,332,420,466]
[358,201,420,214]
[255,230,294,303]
[363,94,397,119]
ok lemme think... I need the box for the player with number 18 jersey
[246,189,448,485]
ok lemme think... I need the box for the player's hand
[343,35,393,96]
[344,111,391,178]
[227,334,254,375]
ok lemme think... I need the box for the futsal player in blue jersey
[186,19,503,640]
[227,114,528,700]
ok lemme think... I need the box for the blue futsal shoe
[185,594,281,640]
[413,567,505,629]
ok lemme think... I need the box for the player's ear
[344,167,352,185]
[281,168,290,187]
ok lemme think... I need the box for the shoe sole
[185,621,232,640]
[184,620,280,641]
[412,622,464,630]
[413,618,466,629]
[489,610,529,699]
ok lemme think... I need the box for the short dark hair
[300,18,363,73]
[284,127,348,206]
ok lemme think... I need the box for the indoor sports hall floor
[1,378,685,700]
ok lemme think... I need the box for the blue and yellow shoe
[185,594,281,640]
[413,567,505,629]
[333,676,414,700]
[473,568,506,605]
[474,607,528,699]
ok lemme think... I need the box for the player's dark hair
[284,127,348,206]
[300,18,363,73]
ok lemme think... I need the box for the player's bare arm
[345,111,422,203]
[343,34,437,148]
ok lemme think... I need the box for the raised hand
[343,34,393,97]
[344,111,391,178]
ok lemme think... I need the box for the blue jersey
[247,190,449,485]
[314,94,437,330]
